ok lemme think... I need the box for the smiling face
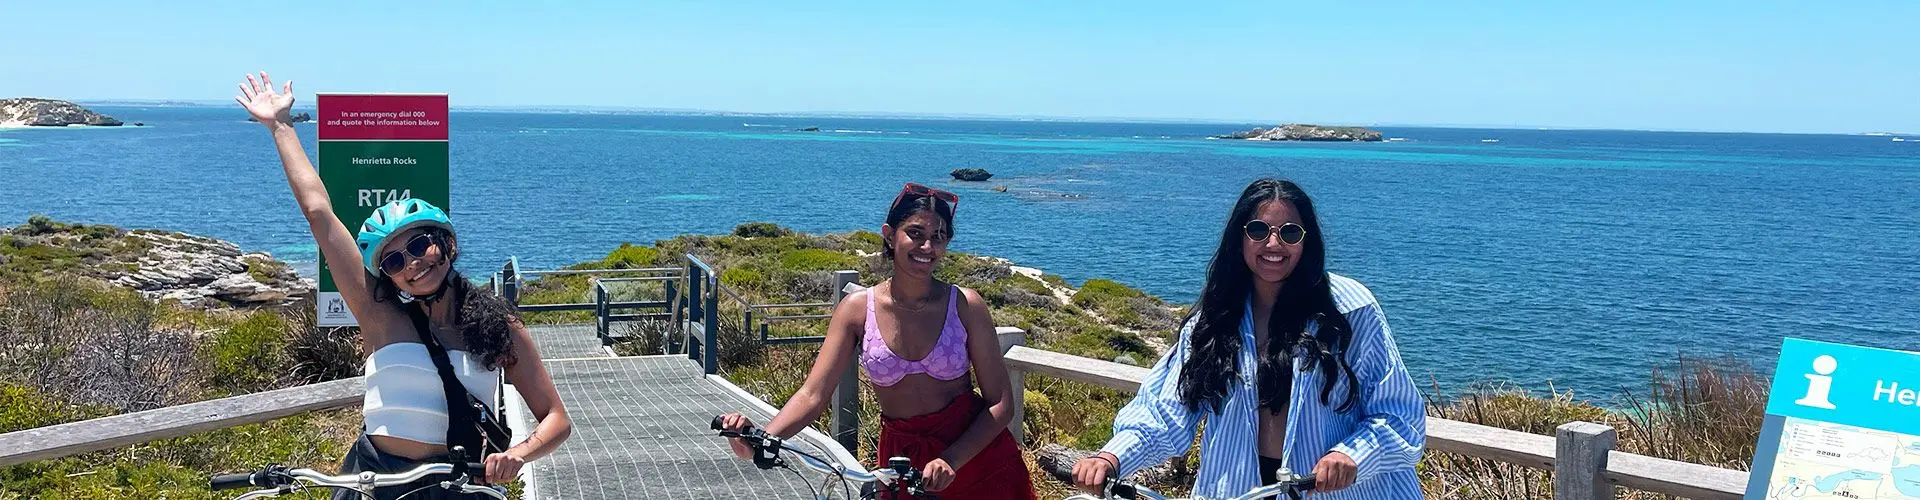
[883,211,951,280]
[1241,199,1305,285]
[378,228,453,296]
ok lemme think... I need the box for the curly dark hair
[368,227,519,369]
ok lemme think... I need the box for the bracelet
[1095,453,1119,471]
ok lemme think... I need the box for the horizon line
[55,98,1917,137]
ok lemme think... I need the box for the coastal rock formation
[951,168,994,181]
[797,126,821,132]
[247,112,313,124]
[1216,124,1382,142]
[0,98,123,127]
[1,217,311,308]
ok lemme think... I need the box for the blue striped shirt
[1100,274,1425,499]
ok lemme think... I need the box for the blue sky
[6,1,1916,133]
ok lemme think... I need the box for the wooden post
[829,270,862,454]
[1555,421,1617,500]
[664,279,680,353]
[997,327,1028,443]
[595,282,610,345]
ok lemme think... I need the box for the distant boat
[1386,137,1408,142]
[1895,137,1908,142]
[1480,139,1501,143]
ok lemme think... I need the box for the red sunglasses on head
[890,183,959,214]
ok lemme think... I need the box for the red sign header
[317,94,448,141]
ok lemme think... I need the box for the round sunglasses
[1244,220,1307,245]
[379,233,440,276]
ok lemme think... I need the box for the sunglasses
[379,233,440,276]
[891,183,959,214]
[1244,220,1307,245]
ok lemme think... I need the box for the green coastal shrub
[732,222,793,238]
[203,311,291,392]
[778,249,857,273]
[849,230,884,250]
[721,268,766,290]
[602,243,660,269]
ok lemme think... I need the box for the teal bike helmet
[356,198,453,276]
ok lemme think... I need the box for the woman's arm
[1325,303,1426,486]
[931,287,1015,469]
[1097,315,1205,476]
[759,289,868,439]
[489,320,573,482]
[235,72,389,336]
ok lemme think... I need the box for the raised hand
[235,71,294,125]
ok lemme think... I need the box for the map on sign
[1748,339,1920,500]
[1763,418,1920,499]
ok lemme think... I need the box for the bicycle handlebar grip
[1294,473,1317,490]
[710,415,724,431]
[209,472,257,490]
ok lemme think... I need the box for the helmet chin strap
[396,268,453,304]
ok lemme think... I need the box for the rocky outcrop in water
[0,98,123,127]
[1216,124,1381,142]
[951,168,993,181]
[248,112,313,124]
[0,217,311,308]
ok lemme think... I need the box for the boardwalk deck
[517,336,830,499]
[527,323,612,359]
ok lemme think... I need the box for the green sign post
[315,94,449,327]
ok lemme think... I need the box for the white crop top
[363,343,502,446]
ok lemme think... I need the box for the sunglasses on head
[891,183,959,214]
[379,232,440,276]
[1244,220,1307,245]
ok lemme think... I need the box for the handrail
[0,377,365,467]
[520,267,680,276]
[749,302,835,310]
[999,347,1748,500]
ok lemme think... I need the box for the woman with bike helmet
[1072,178,1425,499]
[236,72,572,499]
[718,183,1037,499]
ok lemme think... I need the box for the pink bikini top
[860,285,971,387]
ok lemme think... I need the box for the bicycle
[711,415,936,499]
[1065,469,1316,500]
[209,446,507,499]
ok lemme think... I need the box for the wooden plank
[1606,452,1746,500]
[1003,346,1150,391]
[1426,418,1558,470]
[0,377,365,467]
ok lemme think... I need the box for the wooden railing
[0,377,365,468]
[1000,347,1749,500]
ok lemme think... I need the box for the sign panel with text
[1745,338,1920,499]
[315,93,449,327]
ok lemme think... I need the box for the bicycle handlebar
[711,415,934,498]
[1065,471,1317,500]
[210,447,503,500]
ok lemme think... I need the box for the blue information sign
[1746,338,1920,499]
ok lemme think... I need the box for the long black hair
[880,195,956,260]
[1178,178,1359,414]
[368,227,519,370]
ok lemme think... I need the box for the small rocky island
[0,98,123,127]
[951,168,994,181]
[248,112,313,124]
[1215,124,1382,142]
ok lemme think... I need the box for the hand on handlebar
[1311,451,1355,492]
[714,412,758,459]
[1072,452,1120,494]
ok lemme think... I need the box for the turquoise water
[3,106,1917,397]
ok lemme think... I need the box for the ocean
[3,106,1915,398]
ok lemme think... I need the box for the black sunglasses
[379,233,439,276]
[1244,220,1307,245]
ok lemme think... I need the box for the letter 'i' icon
[1795,355,1839,410]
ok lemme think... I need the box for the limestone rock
[0,98,123,126]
